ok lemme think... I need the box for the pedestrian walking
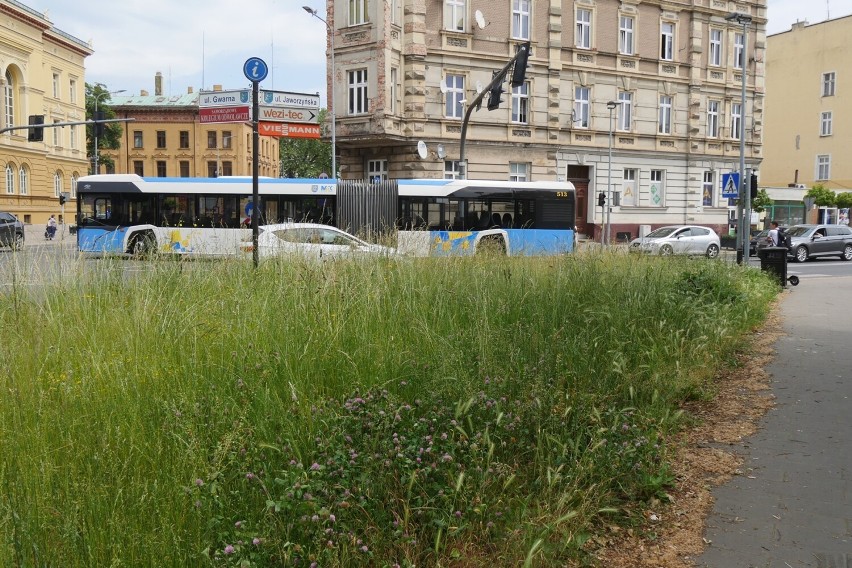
[46,215,57,240]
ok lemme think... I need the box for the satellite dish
[439,79,447,94]
[436,144,446,159]
[475,10,487,29]
[475,81,484,94]
[417,140,428,160]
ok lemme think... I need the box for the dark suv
[785,224,852,262]
[0,211,25,250]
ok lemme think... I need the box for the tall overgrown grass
[0,252,777,566]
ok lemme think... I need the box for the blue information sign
[243,57,269,83]
[721,172,740,198]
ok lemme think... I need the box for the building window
[621,168,638,207]
[350,0,367,25]
[134,161,144,176]
[576,9,592,49]
[157,161,167,177]
[707,100,720,138]
[658,95,672,134]
[574,87,590,128]
[619,16,634,55]
[821,111,833,136]
[709,29,722,66]
[70,174,78,198]
[221,161,232,176]
[156,130,166,149]
[650,169,665,207]
[179,131,189,149]
[367,159,387,182]
[4,71,15,128]
[512,0,530,40]
[208,161,218,177]
[54,171,62,197]
[702,171,714,206]
[19,166,28,195]
[223,131,232,148]
[5,164,14,194]
[390,67,398,114]
[390,0,398,24]
[509,162,528,182]
[617,91,632,131]
[105,163,115,174]
[511,82,529,124]
[444,160,462,179]
[817,155,831,180]
[445,0,465,31]
[52,72,60,98]
[731,102,742,139]
[822,72,836,97]
[733,32,744,69]
[207,131,217,149]
[70,125,77,150]
[348,69,369,115]
[179,161,190,177]
[133,131,143,148]
[69,79,78,103]
[660,22,675,61]
[445,73,465,119]
[53,120,61,146]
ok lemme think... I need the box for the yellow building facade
[763,16,852,190]
[0,0,92,224]
[100,80,280,180]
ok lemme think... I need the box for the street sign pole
[244,57,269,268]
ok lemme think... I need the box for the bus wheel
[130,232,156,258]
[476,236,507,256]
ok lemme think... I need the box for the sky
[26,0,852,105]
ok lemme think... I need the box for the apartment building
[322,0,766,240]
[0,0,92,224]
[100,77,280,179]
[763,16,852,193]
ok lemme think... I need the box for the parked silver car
[785,224,852,262]
[0,211,25,250]
[629,225,721,258]
[242,223,396,261]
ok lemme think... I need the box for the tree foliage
[279,109,332,178]
[805,184,836,207]
[86,83,124,173]
[835,192,852,210]
[751,188,772,213]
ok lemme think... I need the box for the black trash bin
[757,246,788,287]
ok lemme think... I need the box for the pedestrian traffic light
[597,192,606,207]
[94,110,105,138]
[27,115,44,142]
[487,70,506,111]
[750,173,758,200]
[510,42,531,88]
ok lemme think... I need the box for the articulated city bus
[74,175,576,257]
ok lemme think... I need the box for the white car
[629,225,721,258]
[242,223,396,260]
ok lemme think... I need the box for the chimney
[213,84,223,92]
[155,72,163,96]
[187,86,194,94]
[791,20,808,31]
[140,89,149,96]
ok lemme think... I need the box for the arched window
[19,165,29,195]
[54,170,63,197]
[70,173,78,197]
[5,164,14,194]
[4,70,14,128]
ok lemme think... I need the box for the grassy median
[0,252,777,566]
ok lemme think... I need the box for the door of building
[566,166,590,237]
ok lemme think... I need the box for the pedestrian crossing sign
[721,172,740,198]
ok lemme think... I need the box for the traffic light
[487,70,506,111]
[94,110,105,138]
[597,192,606,207]
[27,115,44,142]
[59,193,67,205]
[750,173,758,200]
[510,42,531,88]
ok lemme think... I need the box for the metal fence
[336,179,398,238]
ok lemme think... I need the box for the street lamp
[726,11,752,264]
[606,100,617,246]
[92,88,125,174]
[303,5,336,179]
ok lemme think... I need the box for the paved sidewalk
[23,223,75,247]
[697,275,852,567]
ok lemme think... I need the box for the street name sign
[260,90,320,109]
[258,121,321,139]
[198,90,250,108]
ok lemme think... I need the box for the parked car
[785,224,852,262]
[750,226,787,256]
[629,225,721,258]
[0,211,25,250]
[242,223,396,261]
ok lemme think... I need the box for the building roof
[110,92,201,107]
[768,12,852,37]
[1,0,92,54]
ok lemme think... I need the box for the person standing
[767,221,780,246]
[46,214,57,240]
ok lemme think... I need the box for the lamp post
[606,100,617,246]
[92,88,125,174]
[303,6,336,179]
[726,11,752,264]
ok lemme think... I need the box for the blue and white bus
[74,175,575,257]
